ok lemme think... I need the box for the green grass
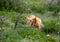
[0,27,57,42]
[0,11,60,42]
[0,0,60,42]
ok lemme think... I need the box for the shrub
[43,19,60,33]
[30,3,48,14]
[48,5,60,16]
[0,27,57,42]
[0,28,21,42]
[16,27,57,42]
[0,0,31,13]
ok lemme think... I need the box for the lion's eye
[30,20,32,22]
[30,20,33,22]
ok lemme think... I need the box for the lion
[26,15,44,30]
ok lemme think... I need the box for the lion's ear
[32,17,36,23]
[34,17,36,21]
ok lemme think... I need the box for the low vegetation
[0,0,60,42]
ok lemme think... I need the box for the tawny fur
[27,15,44,30]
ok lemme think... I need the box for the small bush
[43,19,60,33]
[30,3,48,14]
[48,5,60,16]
